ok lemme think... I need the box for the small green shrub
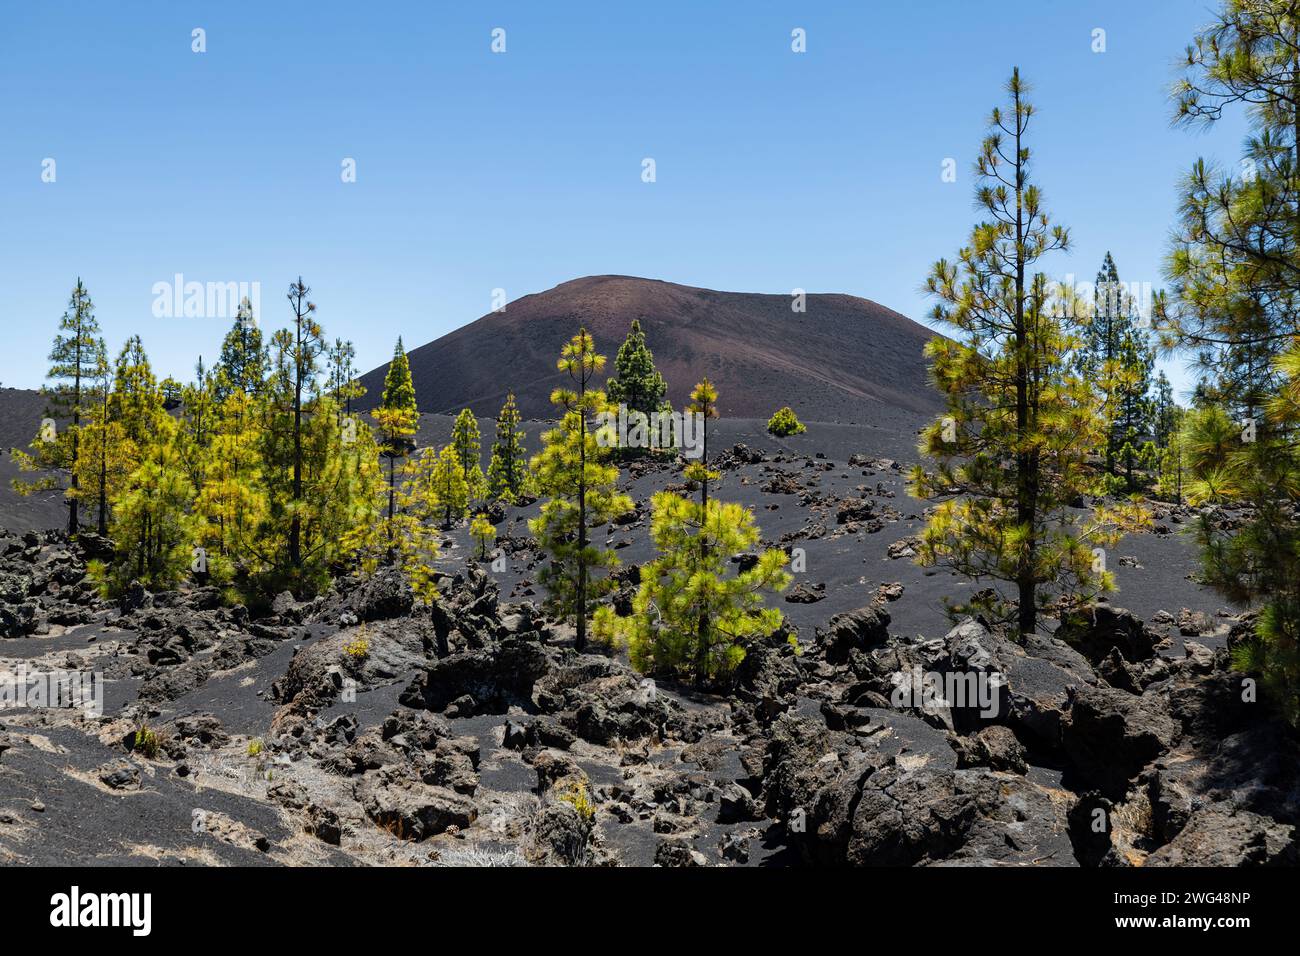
[557,781,596,823]
[133,725,160,759]
[767,406,806,437]
[343,632,370,660]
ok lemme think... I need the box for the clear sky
[0,0,1247,400]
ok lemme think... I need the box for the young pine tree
[372,338,419,555]
[606,319,669,449]
[196,382,268,570]
[326,337,365,420]
[487,392,528,503]
[110,335,164,473]
[530,330,633,652]
[98,349,196,593]
[1109,324,1156,492]
[174,358,217,496]
[911,69,1145,636]
[429,445,469,528]
[1156,407,1188,504]
[102,414,199,593]
[390,447,446,654]
[1153,371,1179,450]
[451,408,487,504]
[596,380,789,684]
[74,353,127,537]
[13,280,108,533]
[470,512,495,560]
[248,279,381,597]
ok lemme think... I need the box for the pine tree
[606,319,668,448]
[74,353,127,537]
[100,412,198,593]
[530,330,633,651]
[487,392,528,503]
[110,335,166,469]
[429,445,468,528]
[372,338,419,555]
[1153,371,1179,449]
[15,280,107,532]
[451,408,487,503]
[242,279,380,597]
[1161,1,1300,723]
[470,512,495,560]
[595,495,789,683]
[1079,254,1155,484]
[175,358,217,496]
[911,69,1145,636]
[214,298,268,401]
[1110,325,1156,491]
[197,384,267,569]
[326,337,365,420]
[392,446,445,654]
[1156,407,1188,504]
[596,380,788,684]
[277,278,326,572]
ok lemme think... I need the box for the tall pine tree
[13,280,108,533]
[487,392,528,502]
[1162,0,1300,722]
[530,330,633,651]
[372,338,419,555]
[912,69,1144,635]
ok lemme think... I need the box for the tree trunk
[695,412,709,679]
[1013,84,1037,638]
[576,392,588,653]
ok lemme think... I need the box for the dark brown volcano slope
[358,276,940,422]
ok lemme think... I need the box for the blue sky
[0,1,1246,400]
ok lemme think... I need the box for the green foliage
[557,780,596,823]
[133,725,160,759]
[595,491,789,683]
[342,632,370,660]
[12,279,108,533]
[911,70,1147,635]
[530,330,633,651]
[606,318,668,420]
[428,445,469,527]
[1153,371,1179,449]
[1077,254,1156,488]
[389,444,443,649]
[214,299,268,401]
[470,512,495,560]
[451,408,487,503]
[1162,1,1300,724]
[487,392,528,503]
[597,379,787,684]
[326,337,365,417]
[373,338,420,557]
[766,406,806,437]
[89,347,202,593]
